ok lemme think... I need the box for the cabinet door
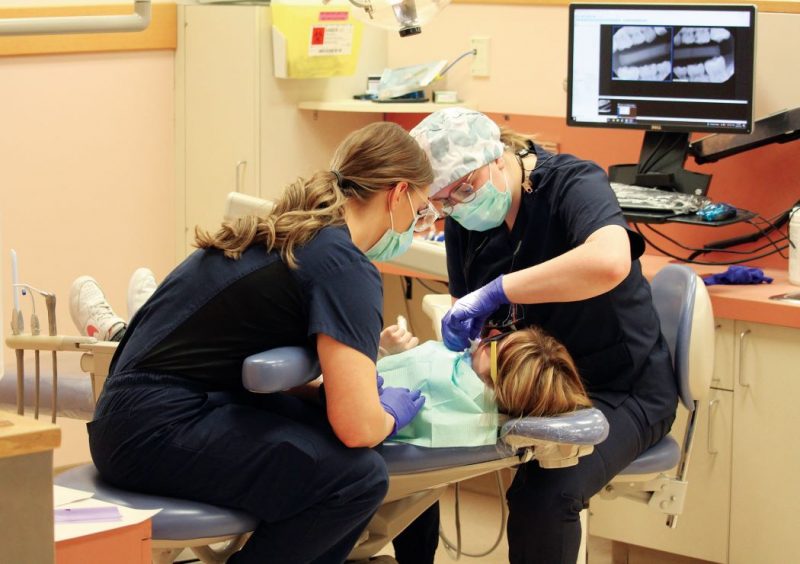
[730,321,800,564]
[589,388,733,563]
[181,5,261,254]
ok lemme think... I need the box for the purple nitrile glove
[376,374,385,394]
[703,266,773,286]
[441,275,509,351]
[379,386,426,436]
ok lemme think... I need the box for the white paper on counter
[54,485,95,507]
[55,497,161,542]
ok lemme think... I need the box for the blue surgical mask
[450,167,511,232]
[365,192,416,262]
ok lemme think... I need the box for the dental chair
[55,192,611,563]
[583,263,715,554]
[56,347,609,564]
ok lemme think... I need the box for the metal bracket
[599,475,688,516]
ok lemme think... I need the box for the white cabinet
[590,318,800,563]
[729,321,800,564]
[175,4,387,256]
[589,388,733,563]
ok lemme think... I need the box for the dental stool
[55,465,256,564]
[52,346,326,564]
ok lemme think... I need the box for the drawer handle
[707,398,720,455]
[738,329,751,387]
[711,324,722,384]
[235,160,247,193]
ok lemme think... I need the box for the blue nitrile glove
[441,275,510,351]
[376,374,384,394]
[380,386,426,436]
[703,265,773,286]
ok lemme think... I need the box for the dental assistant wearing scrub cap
[87,122,437,564]
[401,108,678,564]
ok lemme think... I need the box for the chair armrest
[500,408,610,469]
[242,347,321,393]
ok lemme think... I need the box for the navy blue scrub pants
[88,374,389,564]
[392,395,674,564]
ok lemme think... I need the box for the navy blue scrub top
[445,143,677,425]
[108,225,383,391]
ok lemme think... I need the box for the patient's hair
[492,327,591,418]
[195,121,433,268]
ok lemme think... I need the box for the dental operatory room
[2,0,800,563]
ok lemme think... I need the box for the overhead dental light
[343,0,451,37]
[0,0,150,36]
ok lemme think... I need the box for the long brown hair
[195,121,433,268]
[492,327,591,417]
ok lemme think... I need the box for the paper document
[55,498,161,542]
[54,485,95,507]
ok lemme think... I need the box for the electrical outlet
[470,36,490,77]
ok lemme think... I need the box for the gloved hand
[379,324,420,357]
[379,386,426,436]
[441,275,509,351]
[376,374,384,394]
[703,266,773,286]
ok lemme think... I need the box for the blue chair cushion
[55,465,259,541]
[619,435,680,475]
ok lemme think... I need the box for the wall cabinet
[590,319,800,564]
[175,4,387,256]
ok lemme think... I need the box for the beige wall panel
[388,5,800,120]
[1,51,176,338]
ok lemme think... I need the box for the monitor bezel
[566,3,757,135]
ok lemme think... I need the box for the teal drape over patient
[376,341,499,448]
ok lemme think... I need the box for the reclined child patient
[70,273,591,449]
[377,327,592,448]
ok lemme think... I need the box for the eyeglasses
[431,169,480,217]
[410,192,440,233]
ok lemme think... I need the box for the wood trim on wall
[0,3,176,57]
[453,0,800,15]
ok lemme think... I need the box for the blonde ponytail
[195,122,433,268]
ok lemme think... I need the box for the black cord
[634,224,789,266]
[744,219,789,259]
[645,223,786,257]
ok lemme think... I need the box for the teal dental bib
[376,340,499,448]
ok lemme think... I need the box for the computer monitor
[567,3,757,195]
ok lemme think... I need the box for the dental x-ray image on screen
[673,27,734,83]
[612,26,673,81]
[612,26,735,83]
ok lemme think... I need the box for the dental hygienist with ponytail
[400,108,678,564]
[87,122,438,564]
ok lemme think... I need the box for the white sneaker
[69,276,126,341]
[127,267,158,320]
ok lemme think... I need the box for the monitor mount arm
[608,131,712,196]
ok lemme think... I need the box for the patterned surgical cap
[410,107,504,195]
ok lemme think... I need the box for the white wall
[388,5,800,120]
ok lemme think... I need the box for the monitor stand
[608,131,712,196]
